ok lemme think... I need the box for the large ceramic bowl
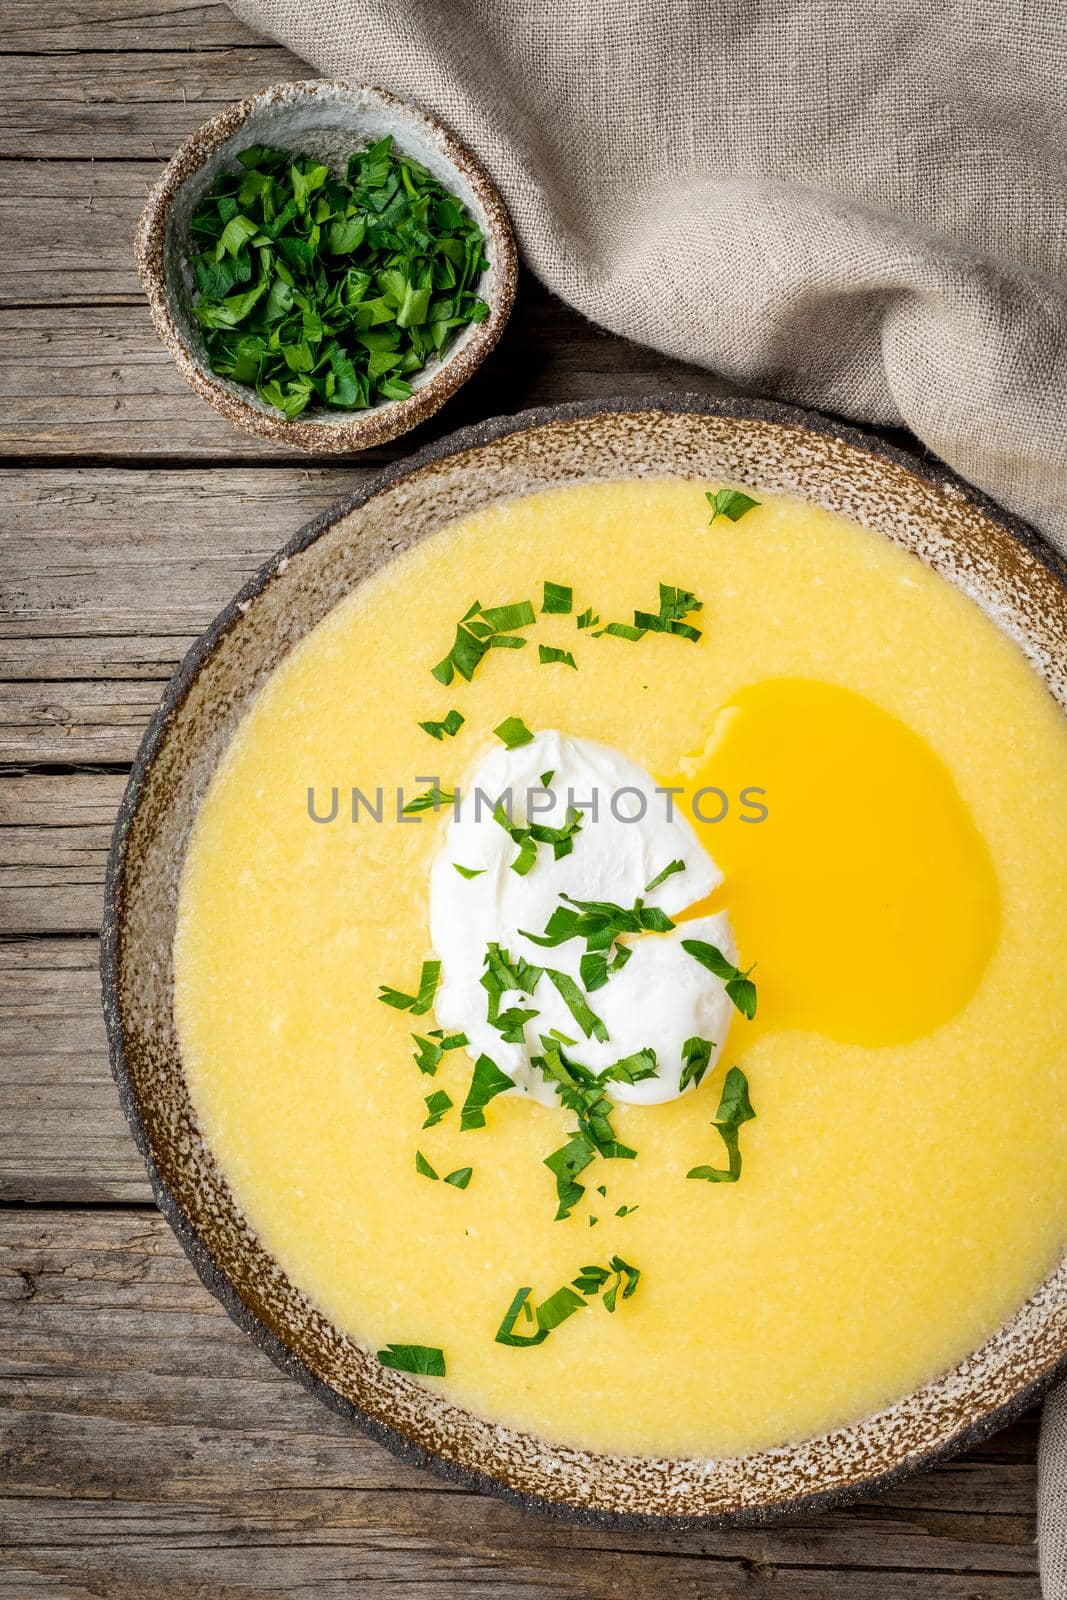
[102,397,1067,1525]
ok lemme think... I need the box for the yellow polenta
[174,479,1067,1458]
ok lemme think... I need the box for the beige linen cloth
[229,0,1067,1579]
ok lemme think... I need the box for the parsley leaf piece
[580,943,632,993]
[538,644,578,669]
[601,1047,658,1084]
[544,1133,596,1220]
[431,599,535,684]
[679,1035,716,1093]
[536,1285,588,1331]
[377,1342,446,1376]
[494,715,534,749]
[633,583,704,643]
[453,863,485,879]
[544,968,608,1042]
[493,803,584,876]
[444,1166,472,1189]
[415,1149,439,1179]
[576,607,600,630]
[403,786,455,815]
[540,769,555,787]
[614,1204,638,1218]
[418,709,464,741]
[680,939,758,1019]
[459,1052,515,1130]
[542,581,573,614]
[379,959,441,1016]
[480,942,543,1024]
[493,1004,540,1044]
[422,1089,453,1128]
[707,487,761,523]
[479,600,536,632]
[594,620,646,641]
[411,1029,467,1077]
[494,1286,550,1346]
[601,1253,641,1312]
[645,858,685,893]
[687,1066,756,1183]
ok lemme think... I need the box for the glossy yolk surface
[677,678,1000,1044]
[174,477,1067,1460]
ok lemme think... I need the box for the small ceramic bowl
[136,80,518,453]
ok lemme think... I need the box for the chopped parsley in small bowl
[136,81,517,453]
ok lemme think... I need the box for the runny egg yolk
[673,678,1000,1046]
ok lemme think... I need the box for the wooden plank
[0,466,352,761]
[3,0,267,52]
[0,47,301,161]
[0,775,123,934]
[0,1208,1042,1598]
[0,937,145,1201]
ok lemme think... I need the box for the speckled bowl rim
[102,395,1067,1529]
[135,79,517,454]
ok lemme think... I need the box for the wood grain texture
[0,291,744,461]
[0,1210,1043,1599]
[0,2,1045,1592]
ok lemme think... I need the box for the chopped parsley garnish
[579,944,632,993]
[493,1004,540,1044]
[594,582,703,645]
[422,1089,453,1127]
[633,583,703,642]
[453,863,485,879]
[614,1204,638,1218]
[377,1342,446,1376]
[493,715,534,749]
[544,1135,596,1219]
[481,943,542,1024]
[379,959,441,1016]
[540,769,555,786]
[492,802,583,876]
[415,1149,438,1179]
[595,621,645,641]
[542,581,573,614]
[538,644,578,669]
[687,1066,756,1183]
[403,785,455,815]
[537,1040,647,1217]
[576,606,600,630]
[459,1052,515,1130]
[544,968,608,1042]
[523,893,674,976]
[602,1046,658,1083]
[411,1029,467,1076]
[431,598,535,685]
[680,938,758,1019]
[444,1166,472,1189]
[188,137,489,420]
[707,487,761,523]
[572,1255,641,1312]
[645,858,685,893]
[494,1255,640,1347]
[418,708,464,741]
[679,1035,715,1092]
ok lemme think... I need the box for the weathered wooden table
[0,5,1044,1595]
